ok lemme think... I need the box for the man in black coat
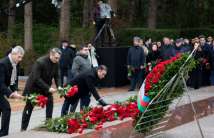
[0,46,24,137]
[127,36,145,91]
[61,65,108,116]
[21,48,61,131]
[160,37,176,60]
[210,43,214,85]
[59,40,76,86]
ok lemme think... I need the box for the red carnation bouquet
[25,93,48,108]
[67,102,140,133]
[45,97,140,134]
[58,85,78,98]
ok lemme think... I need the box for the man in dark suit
[21,48,61,131]
[61,65,108,116]
[0,46,24,137]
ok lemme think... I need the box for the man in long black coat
[21,48,61,131]
[61,65,108,116]
[127,36,145,91]
[0,46,24,137]
[59,40,75,86]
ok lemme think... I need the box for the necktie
[10,64,17,85]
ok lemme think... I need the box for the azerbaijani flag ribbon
[137,81,151,112]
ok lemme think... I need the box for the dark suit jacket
[0,57,18,97]
[23,55,60,96]
[127,46,145,69]
[68,68,101,101]
[59,47,75,73]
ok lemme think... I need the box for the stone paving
[164,114,214,138]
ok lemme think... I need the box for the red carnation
[146,73,153,80]
[89,116,97,124]
[161,59,169,65]
[151,72,161,84]
[95,124,103,130]
[156,63,165,74]
[171,56,177,62]
[152,66,159,73]
[81,123,88,128]
[66,85,78,97]
[36,95,48,108]
[67,119,80,134]
[78,128,84,134]
[176,53,181,59]
[145,82,152,92]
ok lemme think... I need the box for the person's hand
[58,86,63,91]
[148,62,151,66]
[9,91,23,99]
[49,87,57,93]
[140,65,145,69]
[92,21,96,25]
[194,42,199,49]
[98,99,108,106]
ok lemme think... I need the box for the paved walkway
[165,114,214,138]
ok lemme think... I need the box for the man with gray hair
[0,46,24,137]
[21,48,61,131]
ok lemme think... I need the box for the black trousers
[21,94,53,130]
[0,95,11,137]
[61,94,91,116]
[95,19,105,35]
[188,66,202,89]
[60,68,69,86]
[130,69,145,90]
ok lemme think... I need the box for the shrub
[33,24,59,55]
[0,34,11,58]
[20,49,39,75]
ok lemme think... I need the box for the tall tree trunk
[82,0,93,27]
[59,0,71,41]
[128,0,135,23]
[24,1,33,50]
[197,0,205,26]
[147,0,157,29]
[8,0,16,40]
[108,0,117,13]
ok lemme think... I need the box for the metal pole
[181,75,204,138]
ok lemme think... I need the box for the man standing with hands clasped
[21,48,62,131]
[0,46,25,137]
[127,36,145,91]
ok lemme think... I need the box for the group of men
[0,45,107,137]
